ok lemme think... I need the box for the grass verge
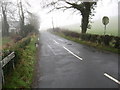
[3,35,38,88]
[1,37,12,45]
[53,32,119,54]
[0,37,14,50]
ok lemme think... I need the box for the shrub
[102,35,111,46]
[89,35,96,43]
[14,36,22,43]
[18,37,31,49]
[49,28,120,49]
[2,49,12,59]
[114,36,120,48]
[79,34,119,48]
[2,36,31,76]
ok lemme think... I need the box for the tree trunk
[2,7,9,36]
[81,14,89,34]
[19,1,25,37]
[20,20,25,36]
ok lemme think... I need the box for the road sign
[102,16,109,25]
[102,16,109,35]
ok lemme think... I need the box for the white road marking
[48,45,56,55]
[63,46,83,60]
[104,73,120,85]
[53,40,59,44]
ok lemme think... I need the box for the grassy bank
[3,35,38,88]
[53,32,119,54]
[0,37,13,50]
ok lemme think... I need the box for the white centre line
[63,46,83,61]
[53,40,59,44]
[104,73,120,85]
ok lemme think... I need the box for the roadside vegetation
[62,16,118,36]
[2,37,12,46]
[48,28,119,54]
[1,0,40,88]
[3,34,38,88]
[0,36,17,50]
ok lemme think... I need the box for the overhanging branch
[64,1,84,13]
[56,6,72,9]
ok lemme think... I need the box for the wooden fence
[0,52,15,89]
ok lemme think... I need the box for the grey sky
[11,0,118,30]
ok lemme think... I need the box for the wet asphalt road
[33,31,119,88]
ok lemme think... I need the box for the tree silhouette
[42,0,97,33]
[1,1,10,36]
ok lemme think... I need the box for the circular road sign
[102,16,109,25]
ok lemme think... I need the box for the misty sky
[12,0,118,30]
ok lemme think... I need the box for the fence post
[1,69,4,85]
[0,61,2,90]
[0,51,15,89]
[12,59,15,70]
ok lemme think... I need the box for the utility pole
[52,17,54,31]
[0,14,2,90]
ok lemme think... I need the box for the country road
[33,31,119,88]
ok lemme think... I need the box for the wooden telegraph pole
[52,17,54,31]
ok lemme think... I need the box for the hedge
[2,36,31,76]
[49,28,120,49]
[79,34,120,48]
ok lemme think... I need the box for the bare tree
[0,0,20,36]
[17,0,25,36]
[1,0,34,37]
[17,0,37,36]
[1,1,10,36]
[41,0,97,33]
[27,12,40,30]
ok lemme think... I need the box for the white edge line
[63,46,83,61]
[104,73,120,85]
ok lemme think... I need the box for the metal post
[104,25,106,36]
[1,69,4,85]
